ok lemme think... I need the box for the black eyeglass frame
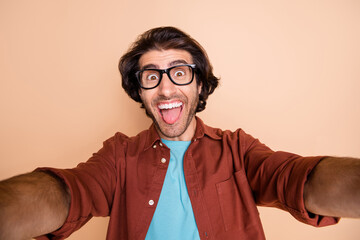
[135,64,196,90]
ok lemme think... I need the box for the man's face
[138,49,201,141]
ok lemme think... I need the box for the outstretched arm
[0,171,70,239]
[304,157,360,218]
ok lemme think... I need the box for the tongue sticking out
[161,107,182,124]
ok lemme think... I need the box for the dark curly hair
[118,26,219,112]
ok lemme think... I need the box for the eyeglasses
[136,64,196,90]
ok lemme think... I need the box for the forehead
[139,49,193,68]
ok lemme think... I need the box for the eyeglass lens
[140,65,193,88]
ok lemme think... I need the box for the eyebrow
[141,59,189,70]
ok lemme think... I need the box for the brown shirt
[36,117,338,240]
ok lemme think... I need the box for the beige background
[1,0,359,239]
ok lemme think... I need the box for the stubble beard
[144,94,199,140]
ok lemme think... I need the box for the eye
[174,70,185,77]
[146,73,159,81]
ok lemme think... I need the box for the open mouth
[158,101,183,124]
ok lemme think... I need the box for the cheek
[139,91,147,106]
[139,90,154,106]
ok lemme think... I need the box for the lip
[157,100,183,110]
[156,100,184,124]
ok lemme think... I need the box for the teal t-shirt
[145,139,200,240]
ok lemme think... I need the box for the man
[0,26,359,240]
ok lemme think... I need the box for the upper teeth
[158,102,183,110]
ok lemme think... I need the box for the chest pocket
[215,170,260,232]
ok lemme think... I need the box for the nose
[157,73,176,97]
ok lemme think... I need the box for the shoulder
[200,120,262,153]
[106,128,156,153]
[201,121,252,141]
[103,129,147,145]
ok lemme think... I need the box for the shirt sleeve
[240,130,340,227]
[34,133,126,240]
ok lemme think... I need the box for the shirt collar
[143,116,222,151]
[193,116,222,141]
[144,124,161,151]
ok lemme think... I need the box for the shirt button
[149,200,154,206]
[161,158,166,164]
[159,142,163,147]
[153,144,157,149]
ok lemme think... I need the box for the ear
[197,81,202,95]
